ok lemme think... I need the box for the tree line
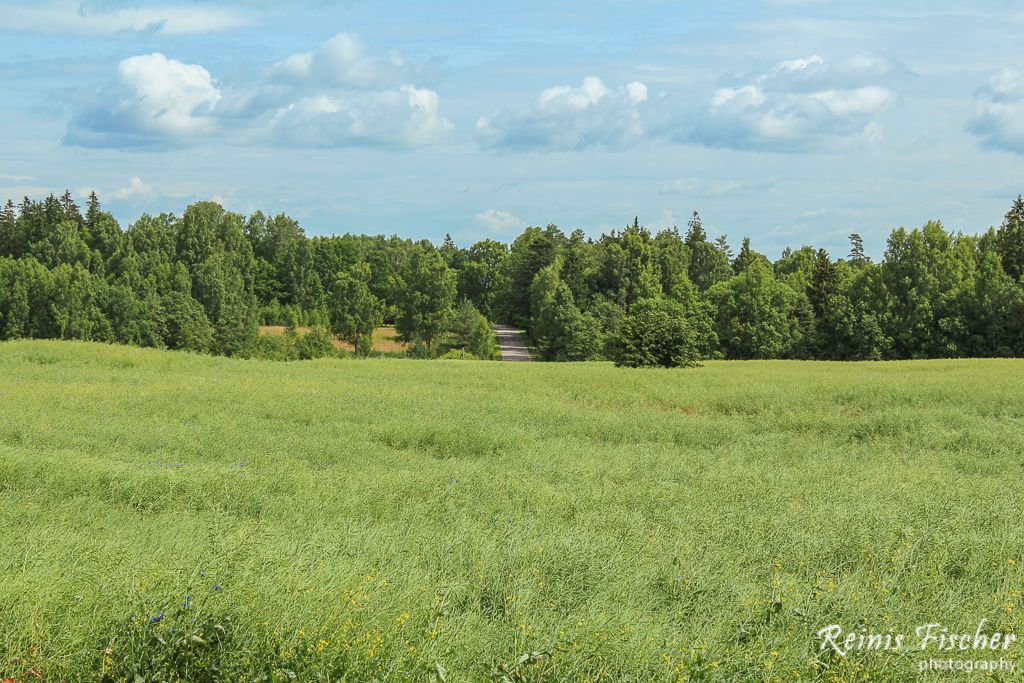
[1,191,1023,366]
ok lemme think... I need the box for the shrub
[253,332,298,361]
[614,298,701,368]
[448,300,499,359]
[297,325,336,359]
[438,348,482,360]
[163,291,215,354]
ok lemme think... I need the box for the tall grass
[1,340,1022,681]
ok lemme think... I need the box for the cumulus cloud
[5,1,251,36]
[476,76,650,151]
[65,53,221,148]
[64,35,453,150]
[967,66,1024,155]
[746,54,895,93]
[271,33,429,89]
[113,176,154,200]
[474,57,895,154]
[474,209,526,234]
[688,55,894,152]
[267,86,453,148]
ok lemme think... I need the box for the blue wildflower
[151,612,165,623]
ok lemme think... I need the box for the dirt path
[492,325,533,362]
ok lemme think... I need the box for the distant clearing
[258,324,408,353]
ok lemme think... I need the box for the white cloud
[113,176,154,200]
[690,55,894,151]
[968,66,1024,155]
[626,82,649,104]
[4,1,251,36]
[660,177,783,197]
[267,85,454,148]
[65,34,453,150]
[474,209,525,234]
[654,209,678,230]
[65,53,221,147]
[476,77,651,151]
[271,33,426,89]
[117,54,220,136]
[0,185,52,200]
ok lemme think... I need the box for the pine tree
[732,237,757,273]
[714,234,733,260]
[0,199,17,257]
[807,249,838,319]
[996,195,1024,281]
[439,233,460,268]
[848,233,870,266]
[86,191,101,228]
[684,211,706,247]
[60,190,81,223]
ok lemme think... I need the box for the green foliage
[529,262,602,361]
[614,297,702,368]
[458,239,509,318]
[731,237,770,274]
[448,300,499,359]
[498,225,562,327]
[330,262,383,355]
[683,210,706,246]
[437,348,483,360]
[163,291,215,353]
[178,203,258,357]
[687,241,733,292]
[848,232,870,266]
[706,261,805,359]
[97,596,240,682]
[252,326,340,361]
[3,189,1024,364]
[245,211,323,311]
[94,281,165,348]
[297,325,336,360]
[396,245,456,349]
[596,219,661,307]
[995,195,1024,281]
[652,227,689,297]
[588,295,626,359]
[773,245,819,292]
[253,330,299,361]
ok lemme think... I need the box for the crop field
[1,341,1023,681]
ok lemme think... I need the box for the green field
[1,341,1023,682]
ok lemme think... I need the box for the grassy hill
[1,341,1022,681]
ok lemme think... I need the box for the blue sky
[1,1,1023,257]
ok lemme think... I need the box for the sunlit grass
[1,340,1022,681]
